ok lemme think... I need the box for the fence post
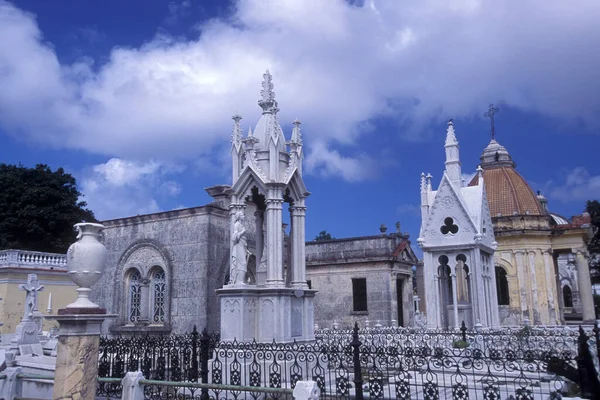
[121,371,145,400]
[350,322,364,400]
[460,321,467,342]
[0,367,23,400]
[293,380,320,400]
[576,325,597,398]
[190,325,199,382]
[200,327,210,400]
[594,321,600,369]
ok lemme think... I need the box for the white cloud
[80,158,184,220]
[305,140,376,182]
[549,167,600,202]
[1,0,600,180]
[165,0,191,26]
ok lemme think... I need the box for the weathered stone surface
[53,335,100,400]
[92,204,229,334]
[306,234,417,329]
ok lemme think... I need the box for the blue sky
[1,0,600,247]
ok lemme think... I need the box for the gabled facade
[418,121,499,329]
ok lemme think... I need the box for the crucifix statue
[484,104,500,140]
[19,274,44,321]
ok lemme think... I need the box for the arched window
[495,266,510,306]
[151,268,166,323]
[128,270,142,323]
[563,285,573,308]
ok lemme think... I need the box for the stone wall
[92,205,229,335]
[306,234,416,329]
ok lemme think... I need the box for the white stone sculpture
[19,274,44,321]
[66,222,107,308]
[230,211,248,285]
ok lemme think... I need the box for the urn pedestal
[48,222,116,400]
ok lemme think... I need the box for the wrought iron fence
[96,323,600,400]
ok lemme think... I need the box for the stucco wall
[0,271,76,334]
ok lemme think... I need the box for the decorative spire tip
[258,70,277,113]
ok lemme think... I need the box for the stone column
[402,277,412,327]
[50,309,115,400]
[488,260,501,327]
[265,189,284,287]
[527,250,541,324]
[482,271,490,327]
[514,250,529,321]
[543,249,558,325]
[138,278,151,325]
[254,211,265,285]
[433,273,441,328]
[574,248,595,322]
[290,204,308,289]
[450,271,459,329]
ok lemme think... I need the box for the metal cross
[484,104,500,140]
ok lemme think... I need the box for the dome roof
[469,139,545,217]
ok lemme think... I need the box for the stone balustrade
[0,249,67,269]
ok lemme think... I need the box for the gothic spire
[290,118,303,144]
[445,119,457,146]
[258,70,278,114]
[231,114,243,150]
[444,119,462,186]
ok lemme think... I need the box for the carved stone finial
[445,119,457,145]
[290,118,303,144]
[396,221,401,233]
[476,165,483,179]
[258,70,278,114]
[380,224,387,234]
[231,115,243,146]
[420,172,426,192]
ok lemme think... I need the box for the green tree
[0,164,96,253]
[314,230,334,241]
[586,200,600,284]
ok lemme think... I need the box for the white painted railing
[0,249,67,268]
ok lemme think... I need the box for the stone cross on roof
[19,274,44,321]
[484,104,500,140]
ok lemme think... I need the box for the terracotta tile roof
[469,166,544,217]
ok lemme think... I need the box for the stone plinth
[47,308,116,400]
[217,286,316,342]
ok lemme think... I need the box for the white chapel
[418,120,500,329]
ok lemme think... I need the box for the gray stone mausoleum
[90,73,418,336]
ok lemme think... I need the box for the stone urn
[66,222,107,308]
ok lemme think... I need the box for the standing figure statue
[230,211,248,285]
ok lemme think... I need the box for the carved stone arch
[495,257,515,276]
[232,169,268,201]
[113,239,173,328]
[285,171,309,203]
